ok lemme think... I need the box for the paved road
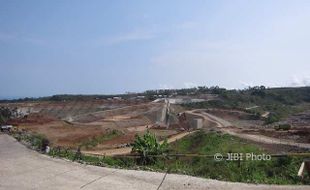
[0,134,308,190]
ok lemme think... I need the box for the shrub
[132,131,168,165]
[0,107,13,124]
[12,131,49,152]
[27,134,49,151]
[274,124,291,131]
[265,113,280,124]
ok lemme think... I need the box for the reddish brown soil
[103,132,137,146]
[241,137,310,153]
[257,128,310,143]
[5,100,167,150]
[9,113,107,148]
[17,121,108,148]
[8,113,57,125]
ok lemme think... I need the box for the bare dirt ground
[82,131,195,156]
[6,100,310,156]
[245,128,310,144]
[2,99,142,120]
[206,109,310,144]
[6,100,190,153]
[206,108,264,128]
[1,134,308,190]
[186,109,310,150]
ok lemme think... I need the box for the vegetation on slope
[28,130,309,185]
[3,86,310,125]
[0,107,15,124]
[183,86,310,123]
[132,131,168,164]
[80,129,122,150]
[163,131,309,184]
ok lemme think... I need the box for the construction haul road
[0,134,309,190]
[186,109,310,149]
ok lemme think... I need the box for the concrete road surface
[0,134,308,190]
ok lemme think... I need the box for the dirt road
[165,131,196,144]
[1,134,308,190]
[186,109,310,150]
[82,131,194,156]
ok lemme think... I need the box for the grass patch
[12,129,309,185]
[151,131,309,185]
[170,131,262,155]
[80,129,121,150]
[12,131,49,151]
[48,147,135,168]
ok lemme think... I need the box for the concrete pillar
[193,118,203,129]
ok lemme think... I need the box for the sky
[1,0,310,98]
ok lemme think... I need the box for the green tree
[264,113,280,124]
[0,107,13,124]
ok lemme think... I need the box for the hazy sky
[1,0,310,97]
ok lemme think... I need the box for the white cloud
[290,75,310,87]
